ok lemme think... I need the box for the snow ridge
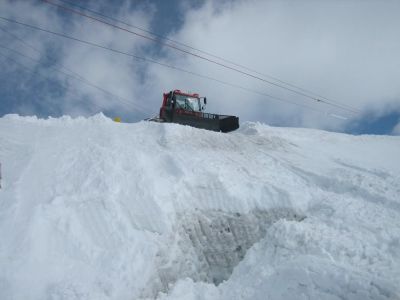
[0,115,399,300]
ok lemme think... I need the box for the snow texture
[0,113,399,300]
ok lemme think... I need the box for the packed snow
[0,113,399,300]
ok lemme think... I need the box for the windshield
[175,94,201,111]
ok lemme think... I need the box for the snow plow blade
[171,112,239,133]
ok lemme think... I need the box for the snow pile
[0,114,399,300]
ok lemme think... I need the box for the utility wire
[42,0,360,114]
[0,27,150,115]
[0,50,109,113]
[0,25,40,55]
[0,24,85,81]
[0,43,149,115]
[0,45,334,119]
[0,16,350,119]
[54,0,353,111]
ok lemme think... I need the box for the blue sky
[0,0,399,135]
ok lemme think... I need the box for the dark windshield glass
[175,94,201,111]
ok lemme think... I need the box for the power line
[0,26,150,115]
[0,43,150,115]
[0,16,353,119]
[0,25,40,55]
[0,24,84,81]
[0,50,108,113]
[0,45,335,120]
[54,0,354,112]
[42,0,360,114]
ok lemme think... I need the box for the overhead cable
[0,16,351,118]
[0,50,110,113]
[0,43,151,115]
[42,0,360,114]
[54,0,355,112]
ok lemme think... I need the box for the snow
[0,113,399,300]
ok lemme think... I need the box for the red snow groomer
[151,90,239,133]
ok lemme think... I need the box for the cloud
[148,0,400,130]
[392,121,400,135]
[0,0,154,119]
[58,3,154,118]
[1,0,399,131]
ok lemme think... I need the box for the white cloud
[148,0,400,130]
[0,0,155,119]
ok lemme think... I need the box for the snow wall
[0,114,399,300]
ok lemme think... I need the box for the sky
[0,0,399,135]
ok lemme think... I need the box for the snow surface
[0,113,399,300]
